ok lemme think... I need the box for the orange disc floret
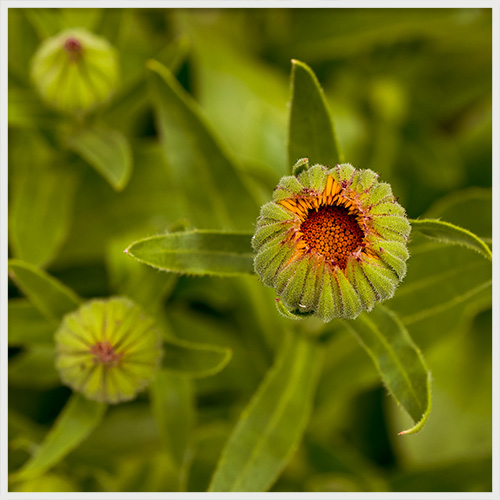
[300,205,364,268]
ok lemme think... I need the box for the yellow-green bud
[55,297,162,404]
[30,28,119,115]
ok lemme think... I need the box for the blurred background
[8,8,492,492]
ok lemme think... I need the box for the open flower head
[252,161,410,321]
[30,28,119,114]
[55,297,162,404]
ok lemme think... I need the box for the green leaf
[9,165,78,267]
[147,59,258,230]
[125,230,254,277]
[8,299,54,346]
[208,332,324,492]
[10,393,106,482]
[149,370,195,471]
[8,346,59,389]
[66,126,132,191]
[345,305,431,435]
[162,337,233,378]
[8,260,81,323]
[288,59,342,169]
[390,235,491,348]
[410,218,492,261]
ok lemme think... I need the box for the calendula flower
[55,297,162,404]
[30,28,119,114]
[252,161,410,321]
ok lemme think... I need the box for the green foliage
[8,7,491,494]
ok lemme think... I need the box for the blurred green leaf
[424,187,492,241]
[11,393,106,482]
[410,218,491,261]
[288,59,342,169]
[11,472,79,493]
[8,260,81,323]
[390,236,492,346]
[150,370,194,474]
[163,337,233,378]
[125,230,254,276]
[209,332,324,492]
[66,126,132,191]
[9,165,78,268]
[8,87,59,129]
[346,305,431,435]
[9,346,59,389]
[147,59,258,230]
[8,300,54,346]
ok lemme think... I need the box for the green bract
[55,297,162,404]
[30,28,119,115]
[252,160,411,321]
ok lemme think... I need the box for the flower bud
[55,297,162,404]
[30,28,119,115]
[252,161,410,321]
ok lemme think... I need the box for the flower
[55,297,162,404]
[252,160,410,321]
[30,28,119,114]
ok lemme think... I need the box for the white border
[1,1,498,500]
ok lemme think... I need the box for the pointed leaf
[346,305,431,435]
[288,59,342,169]
[209,332,324,492]
[125,230,254,277]
[10,393,106,482]
[66,126,132,191]
[9,166,78,267]
[8,260,81,323]
[147,59,258,230]
[163,337,232,378]
[410,218,491,261]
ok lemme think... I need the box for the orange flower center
[300,205,364,268]
[90,341,123,367]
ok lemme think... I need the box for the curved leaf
[147,59,258,230]
[10,394,106,482]
[125,230,254,276]
[8,260,80,323]
[209,332,324,492]
[410,218,491,261]
[288,59,342,169]
[346,305,431,435]
[163,337,233,378]
[8,299,54,346]
[66,126,132,191]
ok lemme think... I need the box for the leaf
[125,230,254,277]
[8,260,81,323]
[10,393,106,482]
[66,126,132,191]
[208,332,324,492]
[288,59,342,169]
[390,235,492,349]
[8,346,59,389]
[147,59,258,230]
[106,234,178,314]
[8,299,54,346]
[149,370,195,471]
[410,218,492,261]
[162,337,233,378]
[9,165,78,267]
[345,305,431,435]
